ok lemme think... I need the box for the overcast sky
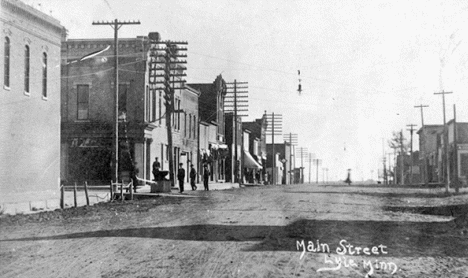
[25,0,468,181]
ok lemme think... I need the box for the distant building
[242,115,268,183]
[0,0,66,213]
[417,125,444,183]
[447,120,468,186]
[189,75,228,182]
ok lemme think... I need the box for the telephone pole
[225,81,248,184]
[296,147,308,183]
[283,133,298,184]
[314,159,321,184]
[92,19,140,184]
[149,38,188,187]
[453,104,459,193]
[308,153,316,184]
[434,90,452,192]
[414,104,429,185]
[407,124,417,184]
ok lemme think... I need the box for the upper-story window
[42,52,47,98]
[77,85,90,120]
[193,116,197,138]
[189,114,192,138]
[24,45,30,93]
[4,37,10,88]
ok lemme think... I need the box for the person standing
[190,164,197,190]
[178,163,186,193]
[152,157,160,181]
[203,164,210,191]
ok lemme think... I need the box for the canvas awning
[244,150,262,169]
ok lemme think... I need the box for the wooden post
[60,184,64,209]
[120,180,124,202]
[73,182,78,208]
[84,181,90,206]
[129,181,134,200]
[110,180,114,201]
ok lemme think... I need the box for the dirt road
[1,183,468,277]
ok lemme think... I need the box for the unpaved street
[1,183,468,278]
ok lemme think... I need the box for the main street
[1,183,468,277]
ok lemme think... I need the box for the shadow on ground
[284,190,468,199]
[2,218,467,257]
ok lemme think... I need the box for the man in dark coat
[190,164,197,190]
[152,157,160,181]
[203,164,210,191]
[177,163,185,193]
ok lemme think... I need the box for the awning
[244,150,262,169]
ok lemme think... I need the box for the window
[177,99,181,130]
[4,37,10,87]
[77,85,89,120]
[152,89,156,122]
[159,91,162,124]
[145,86,149,122]
[184,112,187,137]
[193,116,197,138]
[24,45,30,93]
[189,114,192,138]
[42,53,47,98]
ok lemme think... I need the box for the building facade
[61,33,199,186]
[1,0,66,213]
[189,75,228,182]
[417,125,444,183]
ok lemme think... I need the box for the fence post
[60,184,64,209]
[110,180,114,201]
[129,181,134,200]
[120,180,124,203]
[73,182,78,208]
[84,181,90,206]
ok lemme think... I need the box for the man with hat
[177,163,186,193]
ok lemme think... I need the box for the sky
[24,0,468,182]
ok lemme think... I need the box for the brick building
[189,75,228,182]
[0,0,66,213]
[61,33,199,185]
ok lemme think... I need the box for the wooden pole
[120,180,124,202]
[60,184,64,209]
[110,180,114,201]
[73,182,77,208]
[129,181,134,200]
[84,181,90,206]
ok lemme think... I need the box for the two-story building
[1,0,66,213]
[189,75,228,182]
[61,33,199,186]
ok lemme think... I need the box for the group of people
[152,157,211,194]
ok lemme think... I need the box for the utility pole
[283,133,298,184]
[399,130,405,185]
[149,37,187,187]
[308,153,316,183]
[414,104,429,185]
[314,159,321,184]
[453,104,459,193]
[434,91,452,193]
[92,19,140,185]
[265,112,282,185]
[407,124,417,184]
[296,147,308,184]
[225,81,248,184]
